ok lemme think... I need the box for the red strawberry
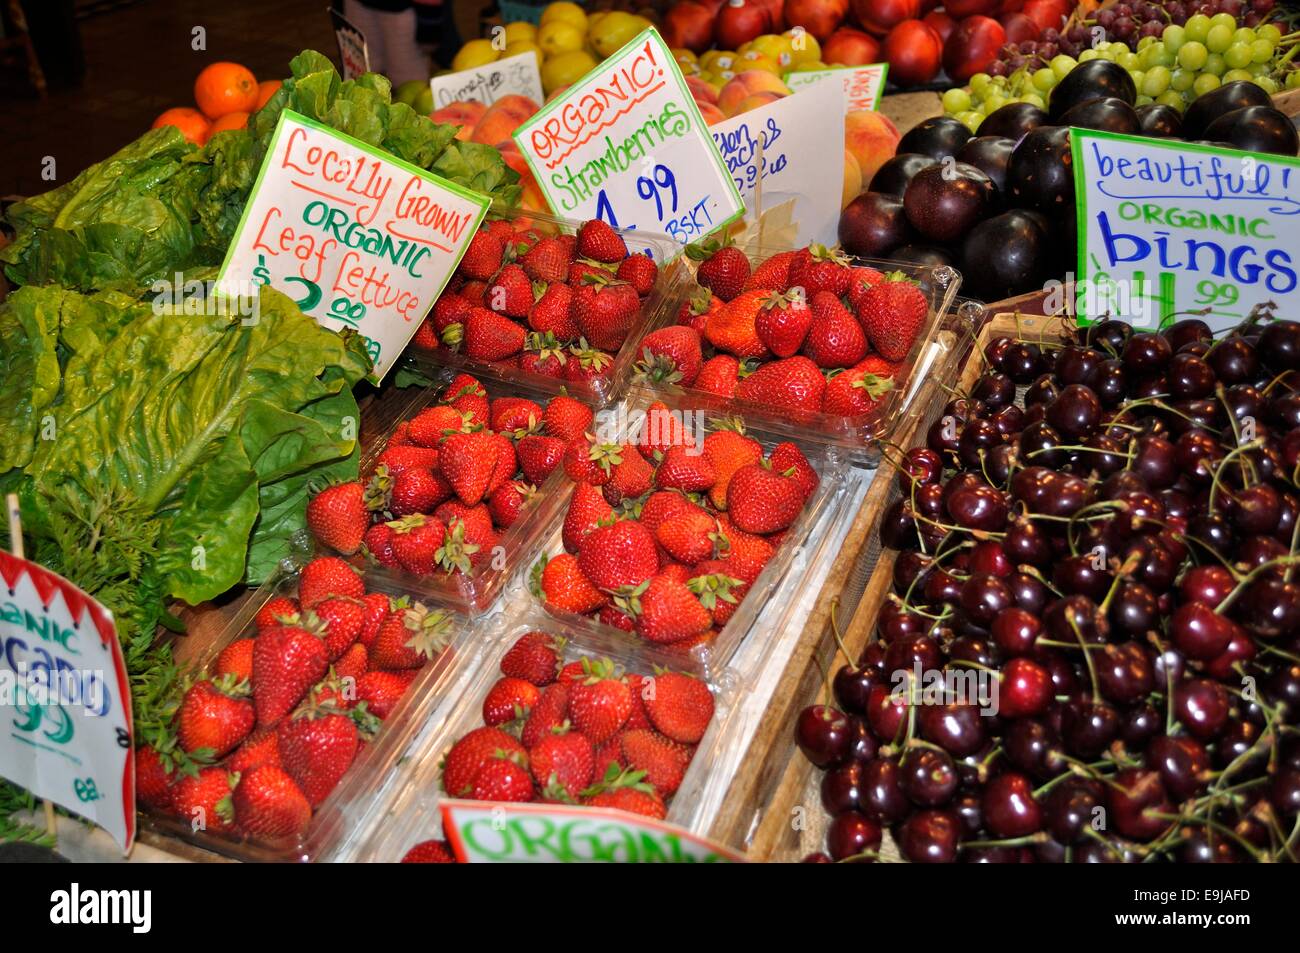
[442,726,527,797]
[616,253,658,294]
[754,290,813,358]
[624,673,653,729]
[636,400,695,460]
[389,515,447,575]
[822,364,894,415]
[803,290,867,368]
[726,462,804,533]
[306,482,367,555]
[277,705,361,806]
[356,669,417,719]
[644,672,715,743]
[602,444,654,505]
[490,396,543,434]
[701,428,764,510]
[744,249,797,292]
[770,441,820,500]
[255,596,299,632]
[655,511,722,565]
[389,467,452,517]
[225,726,282,773]
[433,291,472,336]
[521,682,572,747]
[487,479,536,528]
[576,219,627,262]
[516,434,566,485]
[215,638,255,683]
[654,444,716,492]
[528,282,579,339]
[533,552,608,614]
[530,728,594,801]
[483,676,541,726]
[542,394,594,443]
[370,603,453,670]
[232,764,312,838]
[593,734,627,777]
[438,431,501,505]
[621,729,691,796]
[459,279,488,307]
[734,356,826,413]
[401,839,456,863]
[704,289,771,359]
[578,520,659,592]
[135,745,176,812]
[585,776,666,819]
[568,258,612,285]
[334,642,369,682]
[436,514,495,573]
[567,658,633,743]
[501,630,563,687]
[471,753,535,802]
[847,265,886,312]
[519,332,567,378]
[788,243,851,296]
[460,230,505,280]
[676,288,721,333]
[562,482,614,554]
[298,557,364,609]
[658,563,693,585]
[358,592,391,648]
[695,354,740,397]
[562,435,622,485]
[314,596,366,661]
[636,325,702,385]
[486,263,534,318]
[562,340,615,384]
[172,767,236,832]
[599,604,636,631]
[857,274,928,361]
[571,279,639,351]
[637,490,703,536]
[521,236,572,283]
[464,306,526,361]
[623,574,713,643]
[406,406,467,448]
[693,244,751,302]
[714,520,775,582]
[252,624,329,727]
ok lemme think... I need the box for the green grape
[1224,43,1253,69]
[943,88,972,113]
[992,73,1009,85]
[1250,39,1273,64]
[1205,52,1226,76]
[1120,51,1141,71]
[1022,92,1046,108]
[1131,69,1146,91]
[1206,24,1233,54]
[1193,72,1221,96]
[1184,14,1211,44]
[1142,65,1172,97]
[1032,68,1057,93]
[970,72,992,95]
[1140,44,1173,69]
[1256,76,1278,95]
[1222,68,1255,84]
[1162,24,1185,53]
[957,110,983,133]
[1050,55,1077,80]
[984,92,1007,112]
[1258,24,1282,45]
[1178,41,1208,70]
[1170,67,1196,91]
[1288,70,1300,90]
[1156,90,1185,111]
[1233,27,1257,46]
[1135,93,1154,106]
[1137,35,1157,51]
[1079,48,1099,62]
[1209,12,1237,32]
[1250,61,1270,76]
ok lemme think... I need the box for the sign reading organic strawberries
[217,110,490,383]
[782,63,888,114]
[512,27,743,251]
[440,800,746,863]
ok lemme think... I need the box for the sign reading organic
[783,63,887,113]
[430,50,544,109]
[512,27,743,250]
[330,9,370,81]
[217,110,490,382]
[1072,129,1300,330]
[440,799,745,863]
[0,551,134,851]
[711,79,845,248]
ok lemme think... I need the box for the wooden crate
[711,310,1077,861]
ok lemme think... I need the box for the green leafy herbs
[2,49,520,293]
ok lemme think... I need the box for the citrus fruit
[538,19,585,57]
[504,40,544,69]
[542,49,598,93]
[747,33,795,68]
[785,30,823,67]
[194,62,258,120]
[255,79,281,110]
[412,86,434,115]
[453,39,500,71]
[210,111,250,134]
[673,48,699,67]
[394,79,428,105]
[153,107,211,146]
[738,51,781,74]
[540,1,588,31]
[503,21,537,45]
[589,11,644,58]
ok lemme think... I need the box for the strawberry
[616,253,658,294]
[253,623,328,727]
[635,326,702,385]
[533,552,608,613]
[770,441,820,500]
[432,291,472,336]
[501,630,563,687]
[464,306,526,361]
[788,243,851,296]
[592,734,627,777]
[226,726,282,774]
[412,316,440,351]
[542,394,594,443]
[442,726,527,797]
[370,603,453,670]
[528,282,580,340]
[517,434,566,485]
[571,279,639,351]
[172,767,236,832]
[490,396,543,434]
[459,279,488,307]
[314,596,366,661]
[358,592,391,648]
[483,676,541,726]
[562,482,614,554]
[562,434,622,485]
[657,563,693,585]
[744,249,797,292]
[602,444,654,506]
[578,519,659,592]
[437,514,494,573]
[568,258,612,285]
[521,682,572,747]
[487,480,536,528]
[575,219,627,263]
[389,515,447,575]
[461,230,505,280]
[562,340,615,384]
[599,604,636,631]
[471,753,535,802]
[306,482,367,555]
[521,236,572,283]
[519,332,567,377]
[637,490,704,536]
[636,400,695,460]
[692,244,750,302]
[655,511,722,565]
[621,728,692,796]
[439,430,501,505]
[676,288,721,333]
[622,574,713,644]
[625,673,653,729]
[702,428,764,510]
[803,290,868,368]
[695,354,740,398]
[714,520,775,582]
[233,764,312,838]
[448,391,490,429]
[277,705,362,806]
[255,596,299,632]
[530,728,594,801]
[362,523,397,569]
[298,557,364,609]
[857,274,928,361]
[389,467,452,517]
[135,745,176,812]
[754,290,813,358]
[654,444,716,492]
[585,781,666,819]
[726,462,804,534]
[334,643,369,682]
[484,432,517,497]
[567,658,633,743]
[734,356,826,413]
[401,839,456,863]
[822,364,895,415]
[847,265,886,313]
[356,669,417,719]
[486,263,534,319]
[704,289,772,359]
[644,672,715,743]
[406,406,467,448]
[215,638,255,683]
[856,354,902,380]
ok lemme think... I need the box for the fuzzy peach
[469,94,539,147]
[431,100,488,141]
[844,108,901,185]
[717,69,791,116]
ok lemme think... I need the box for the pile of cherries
[795,312,1300,862]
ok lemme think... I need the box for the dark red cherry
[959,572,1014,625]
[1214,719,1266,772]
[897,447,944,491]
[796,705,852,767]
[1055,345,1102,385]
[1005,718,1065,779]
[826,810,882,861]
[1087,318,1133,354]
[1122,332,1172,373]
[1000,341,1042,383]
[901,747,960,807]
[1052,553,1112,601]
[992,607,1043,657]
[958,417,1005,469]
[1208,335,1258,383]
[1172,678,1230,741]
[1132,434,1177,488]
[973,371,1015,409]
[1167,352,1215,399]
[1205,630,1258,681]
[1086,359,1127,407]
[1062,699,1120,758]
[1108,580,1158,635]
[1004,518,1052,566]
[1107,768,1173,841]
[1235,578,1300,640]
[865,683,908,743]
[821,761,866,815]
[946,484,1009,531]
[860,757,909,823]
[1259,319,1300,371]
[1008,571,1049,615]
[1179,565,1233,608]
[897,809,961,863]
[833,663,879,715]
[1162,318,1211,352]
[1169,601,1235,660]
[1268,769,1300,818]
[1045,778,1104,844]
[969,540,1012,578]
[918,702,988,757]
[1018,420,1068,469]
[982,771,1042,837]
[1045,384,1102,438]
[1044,594,1108,644]
[1095,641,1154,705]
[998,658,1052,718]
[884,634,943,675]
[1179,831,1241,863]
[1233,483,1281,535]
[1121,702,1162,750]
[1146,735,1210,802]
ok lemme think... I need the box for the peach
[686,75,720,106]
[697,101,727,125]
[469,94,539,146]
[842,149,863,209]
[431,100,487,141]
[733,91,786,115]
[844,108,900,185]
[499,146,549,213]
[717,69,791,116]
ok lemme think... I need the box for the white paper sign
[217,110,490,382]
[1072,129,1300,331]
[331,10,370,81]
[710,80,846,248]
[513,27,743,252]
[783,63,888,113]
[0,552,134,852]
[430,51,544,109]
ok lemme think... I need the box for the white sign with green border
[511,27,744,253]
[1071,128,1300,331]
[216,109,490,383]
[782,63,888,113]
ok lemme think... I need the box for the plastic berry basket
[528,391,854,677]
[629,247,969,458]
[136,560,475,863]
[400,206,690,409]
[347,606,744,862]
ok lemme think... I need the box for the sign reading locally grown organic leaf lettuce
[0,551,135,852]
[429,50,544,109]
[512,28,743,251]
[1071,129,1300,331]
[217,110,490,382]
[782,63,887,113]
[440,799,746,863]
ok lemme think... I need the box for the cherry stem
[1207,439,1262,511]
[960,834,1045,850]
[1218,553,1300,612]
[835,849,880,864]
[828,596,851,666]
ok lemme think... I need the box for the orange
[210,111,250,134]
[255,79,281,110]
[152,106,211,146]
[194,62,258,120]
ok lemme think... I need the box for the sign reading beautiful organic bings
[0,552,134,851]
[513,28,743,250]
[330,9,370,81]
[218,110,490,382]
[430,51,544,109]
[1072,129,1300,331]
[782,63,888,113]
[440,800,746,863]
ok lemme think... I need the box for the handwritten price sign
[783,63,888,113]
[1072,130,1300,331]
[513,27,743,251]
[440,799,745,863]
[0,552,134,851]
[217,110,490,382]
[430,51,544,109]
[330,10,370,81]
